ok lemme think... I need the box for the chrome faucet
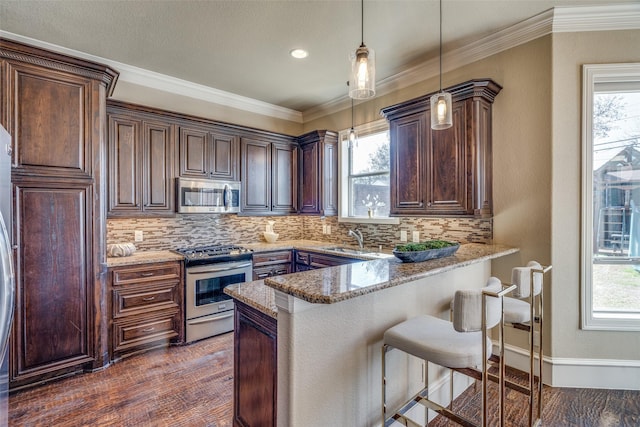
[348,228,364,249]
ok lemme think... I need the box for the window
[582,63,640,330]
[338,119,398,224]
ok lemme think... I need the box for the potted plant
[392,239,460,263]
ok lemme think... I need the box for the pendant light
[430,0,452,130]
[347,82,358,147]
[349,0,375,99]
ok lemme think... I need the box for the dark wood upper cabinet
[1,38,118,390]
[178,125,208,178]
[241,136,297,215]
[10,65,88,174]
[272,141,298,213]
[178,124,239,181]
[143,121,174,212]
[107,103,175,217]
[210,132,238,180]
[381,79,501,217]
[108,114,141,211]
[297,130,338,216]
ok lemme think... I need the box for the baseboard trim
[502,343,640,390]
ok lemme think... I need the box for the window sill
[338,216,400,225]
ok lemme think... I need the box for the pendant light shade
[349,0,375,99]
[430,91,452,130]
[430,0,452,130]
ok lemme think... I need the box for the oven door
[185,260,252,320]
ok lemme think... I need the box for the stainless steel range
[174,244,253,343]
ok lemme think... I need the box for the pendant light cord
[439,0,443,92]
[361,0,364,46]
[351,97,355,128]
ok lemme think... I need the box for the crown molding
[0,30,303,123]
[553,4,640,33]
[304,4,640,122]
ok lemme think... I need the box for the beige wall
[551,30,640,360]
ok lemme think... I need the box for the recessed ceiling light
[290,48,308,59]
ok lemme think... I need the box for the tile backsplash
[107,214,492,251]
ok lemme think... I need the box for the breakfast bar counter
[264,243,517,305]
[225,243,518,427]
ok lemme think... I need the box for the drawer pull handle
[268,258,277,261]
[140,272,154,277]
[142,296,156,301]
[141,327,155,332]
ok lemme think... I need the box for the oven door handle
[188,262,252,274]
[189,312,234,324]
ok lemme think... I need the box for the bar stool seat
[503,297,531,324]
[384,315,492,369]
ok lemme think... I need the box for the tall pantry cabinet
[0,39,118,389]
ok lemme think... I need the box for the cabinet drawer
[294,251,310,266]
[253,264,292,280]
[112,281,180,318]
[113,312,179,353]
[253,250,292,266]
[112,262,181,285]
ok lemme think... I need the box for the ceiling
[0,0,636,115]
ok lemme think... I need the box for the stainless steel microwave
[176,178,241,213]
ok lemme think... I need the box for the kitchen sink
[320,246,393,259]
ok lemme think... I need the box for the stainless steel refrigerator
[0,124,15,425]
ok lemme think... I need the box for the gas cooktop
[173,244,253,266]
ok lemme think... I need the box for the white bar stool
[382,279,516,427]
[502,262,552,427]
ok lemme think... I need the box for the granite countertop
[263,243,518,304]
[106,250,184,267]
[224,280,278,319]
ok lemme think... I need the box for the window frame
[338,119,399,225]
[581,63,640,331]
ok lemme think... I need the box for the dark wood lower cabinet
[10,181,99,389]
[108,261,183,361]
[234,301,277,427]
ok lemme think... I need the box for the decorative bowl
[107,242,137,257]
[392,242,459,263]
[263,232,279,243]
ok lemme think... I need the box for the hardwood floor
[428,367,640,427]
[9,333,234,426]
[8,332,640,426]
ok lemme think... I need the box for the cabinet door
[426,102,469,214]
[108,115,141,213]
[178,126,209,178]
[272,142,297,213]
[241,138,271,213]
[143,121,174,213]
[7,62,93,176]
[234,302,277,427]
[298,141,319,214]
[389,112,428,215]
[321,139,338,216]
[210,132,239,180]
[11,182,96,387]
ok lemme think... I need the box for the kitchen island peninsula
[225,243,518,427]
